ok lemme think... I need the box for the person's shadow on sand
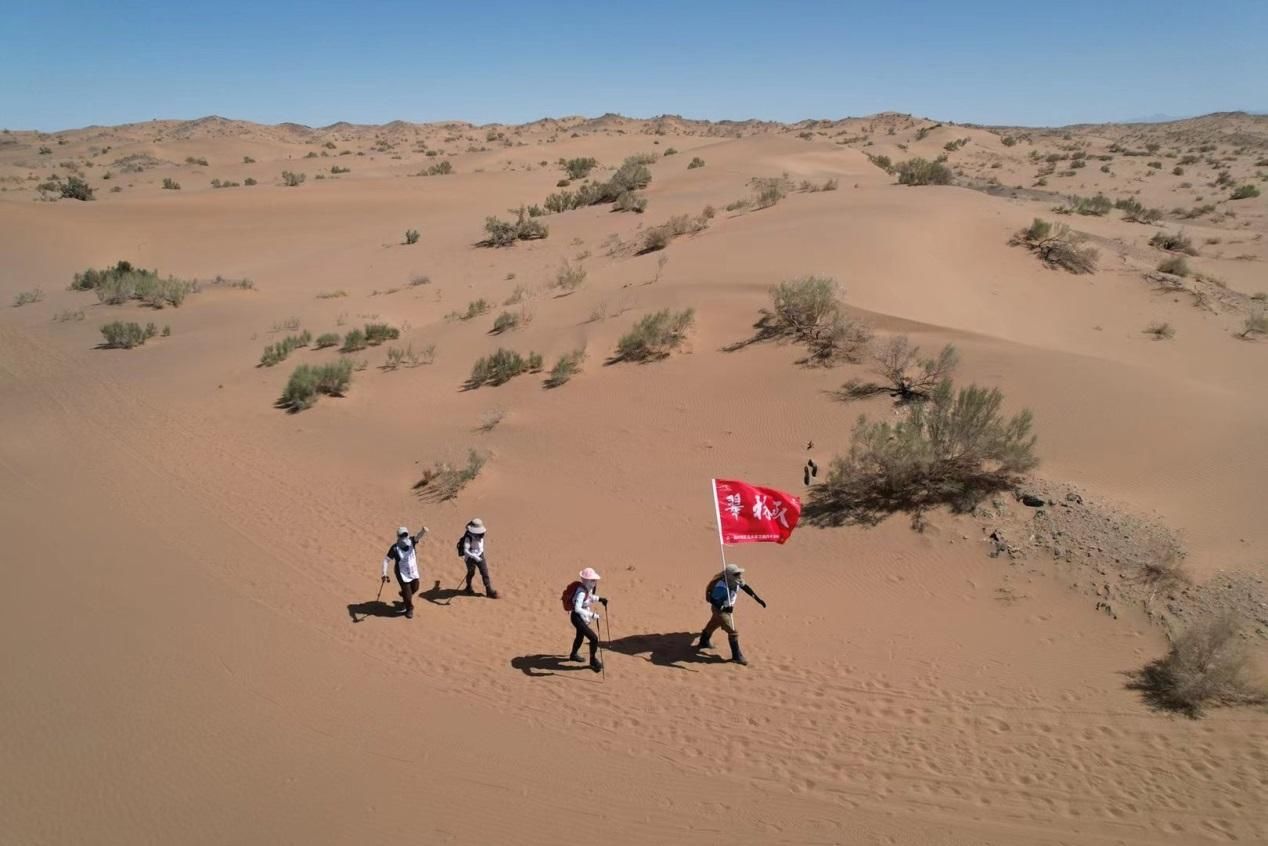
[421,579,476,605]
[604,632,726,670]
[510,654,594,677]
[346,600,401,622]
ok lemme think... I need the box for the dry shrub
[639,213,709,253]
[1131,615,1267,717]
[413,449,487,502]
[842,337,958,399]
[1149,230,1197,255]
[614,308,694,362]
[1011,218,1098,274]
[895,158,952,186]
[546,346,587,387]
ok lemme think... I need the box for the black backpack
[455,533,466,559]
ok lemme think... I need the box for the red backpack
[561,581,582,612]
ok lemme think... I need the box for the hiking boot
[590,657,604,673]
[696,631,713,650]
[487,589,500,599]
[728,634,748,666]
[568,652,582,663]
[462,585,475,595]
[405,608,414,620]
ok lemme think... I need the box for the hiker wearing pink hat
[562,567,607,672]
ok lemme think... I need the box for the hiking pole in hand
[599,597,609,682]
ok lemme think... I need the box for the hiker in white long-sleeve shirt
[566,567,606,672]
[382,526,428,619]
[459,518,498,598]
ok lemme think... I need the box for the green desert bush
[895,158,952,186]
[279,359,353,411]
[243,156,256,164]
[1131,615,1267,716]
[422,160,453,176]
[554,260,586,292]
[330,165,350,174]
[405,228,420,245]
[1064,193,1113,216]
[752,176,788,208]
[259,331,312,367]
[491,310,521,334]
[244,177,258,186]
[363,323,400,345]
[314,332,341,349]
[639,212,710,253]
[614,190,647,213]
[1149,230,1197,255]
[868,154,893,173]
[755,276,872,364]
[162,178,181,190]
[13,288,44,307]
[72,262,196,308]
[1115,197,1163,223]
[615,308,695,362]
[341,328,367,352]
[1011,218,1098,274]
[808,380,1037,525]
[384,343,435,369]
[1230,184,1261,200]
[562,157,597,179]
[546,346,587,387]
[413,449,487,501]
[482,207,548,246]
[454,298,491,321]
[687,156,705,169]
[468,347,540,387]
[185,156,208,166]
[100,321,155,349]
[1144,321,1175,340]
[1157,256,1190,277]
[281,170,305,187]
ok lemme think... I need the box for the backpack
[561,581,583,612]
[456,533,466,559]
[706,577,730,607]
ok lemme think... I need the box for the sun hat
[579,567,601,581]
[466,518,486,535]
[397,527,410,537]
[723,563,745,575]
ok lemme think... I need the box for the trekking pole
[375,578,386,604]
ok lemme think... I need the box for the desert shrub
[413,449,487,501]
[1131,615,1267,716]
[468,348,539,387]
[331,165,350,174]
[1238,308,1268,339]
[563,157,597,179]
[404,228,420,245]
[843,337,958,399]
[546,346,587,387]
[54,309,85,322]
[1149,230,1197,255]
[687,157,705,169]
[281,171,305,187]
[663,147,678,156]
[279,359,353,411]
[185,156,208,166]
[1230,184,1261,200]
[756,276,871,364]
[503,285,527,306]
[259,331,312,366]
[1144,321,1175,340]
[162,178,180,190]
[1001,135,1017,147]
[408,274,431,287]
[481,207,548,246]
[243,156,256,164]
[363,323,399,345]
[341,328,367,352]
[1065,193,1112,216]
[554,260,586,291]
[13,288,44,307]
[868,154,892,172]
[610,159,652,193]
[316,290,348,299]
[725,199,750,212]
[639,212,710,253]
[808,380,1037,525]
[615,308,695,362]
[1115,197,1163,223]
[752,176,787,208]
[455,298,491,321]
[50,175,94,200]
[1157,256,1190,277]
[73,262,196,308]
[1011,218,1098,274]
[100,321,154,349]
[38,146,52,155]
[491,311,520,334]
[544,191,576,213]
[895,158,952,186]
[384,343,435,369]
[423,160,453,176]
[244,177,257,186]
[314,332,341,349]
[614,190,647,213]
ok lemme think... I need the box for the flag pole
[710,478,734,627]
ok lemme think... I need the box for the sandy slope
[1,112,1266,845]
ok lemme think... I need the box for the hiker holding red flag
[698,478,801,667]
[697,563,765,665]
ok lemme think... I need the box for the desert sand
[1,112,1266,845]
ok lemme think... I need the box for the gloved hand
[381,576,390,584]
[757,597,768,609]
[599,597,609,607]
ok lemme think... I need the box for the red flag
[713,479,801,545]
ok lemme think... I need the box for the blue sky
[3,0,1265,130]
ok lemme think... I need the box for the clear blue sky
[3,0,1265,131]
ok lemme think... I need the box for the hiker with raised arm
[696,563,766,666]
[458,518,498,598]
[562,567,606,672]
[382,525,428,619]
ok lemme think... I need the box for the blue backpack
[706,578,730,607]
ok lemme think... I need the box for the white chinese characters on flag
[713,478,801,545]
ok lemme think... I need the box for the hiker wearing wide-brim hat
[696,562,766,665]
[381,525,429,619]
[458,518,498,599]
[564,567,606,672]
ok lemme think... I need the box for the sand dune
[2,111,1266,844]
